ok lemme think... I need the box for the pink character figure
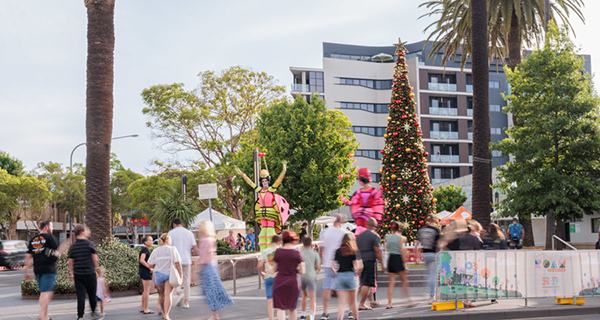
[339,168,384,236]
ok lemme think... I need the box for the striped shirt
[69,239,97,275]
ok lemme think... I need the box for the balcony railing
[291,83,309,92]
[429,107,458,116]
[431,178,451,185]
[468,132,473,140]
[467,109,473,117]
[466,84,473,92]
[430,155,460,163]
[430,131,459,140]
[428,82,457,92]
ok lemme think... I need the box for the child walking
[96,267,110,315]
[300,237,320,320]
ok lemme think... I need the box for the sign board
[436,250,600,301]
[198,183,218,200]
[132,218,149,226]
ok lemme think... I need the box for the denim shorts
[264,277,274,299]
[35,273,56,293]
[336,271,357,291]
[322,267,337,290]
[154,271,169,286]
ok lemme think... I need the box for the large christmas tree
[378,39,437,241]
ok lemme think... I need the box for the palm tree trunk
[545,210,555,249]
[84,0,115,244]
[470,0,492,229]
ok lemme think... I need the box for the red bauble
[393,132,398,136]
[402,115,407,119]
[417,189,422,195]
[414,122,420,127]
[381,149,385,154]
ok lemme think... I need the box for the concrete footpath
[1,271,599,320]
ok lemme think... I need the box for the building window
[466,74,473,85]
[430,121,458,132]
[492,150,503,157]
[355,149,383,160]
[340,102,389,113]
[490,104,501,112]
[330,53,373,61]
[592,218,600,233]
[431,144,459,156]
[429,73,456,84]
[430,97,457,109]
[351,126,386,136]
[371,173,382,183]
[489,81,500,89]
[491,127,502,135]
[340,78,392,90]
[308,71,324,93]
[432,167,460,179]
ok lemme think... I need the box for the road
[0,269,25,290]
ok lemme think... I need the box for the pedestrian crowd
[22,213,522,320]
[223,228,256,251]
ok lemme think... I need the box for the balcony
[429,107,458,116]
[428,82,457,92]
[468,132,473,140]
[430,131,459,140]
[431,178,451,185]
[466,84,473,92]
[291,83,309,92]
[467,109,473,117]
[430,155,460,163]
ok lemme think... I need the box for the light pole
[67,134,139,240]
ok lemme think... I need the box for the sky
[1,1,599,175]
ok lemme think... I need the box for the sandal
[386,305,393,309]
[406,301,417,308]
[143,310,155,314]
[358,306,372,311]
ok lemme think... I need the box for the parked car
[0,240,28,269]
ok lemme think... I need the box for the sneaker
[183,302,190,309]
[300,316,307,320]
[175,294,184,307]
[320,313,329,320]
[90,312,104,320]
[427,295,435,304]
[348,311,354,320]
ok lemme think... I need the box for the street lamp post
[67,134,139,241]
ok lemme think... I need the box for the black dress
[139,247,152,280]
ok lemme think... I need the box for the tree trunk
[507,9,522,126]
[470,0,492,229]
[84,0,115,244]
[519,217,535,247]
[545,210,555,250]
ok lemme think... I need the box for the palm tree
[84,0,115,244]
[420,0,584,244]
[470,0,492,229]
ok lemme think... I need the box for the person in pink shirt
[196,220,234,320]
[224,230,235,249]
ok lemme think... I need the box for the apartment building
[290,41,510,187]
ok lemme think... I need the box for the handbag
[168,246,183,288]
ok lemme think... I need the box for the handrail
[552,235,577,251]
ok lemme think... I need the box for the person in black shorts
[356,218,385,311]
[139,236,154,314]
[68,224,103,320]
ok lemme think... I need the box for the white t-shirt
[147,245,182,275]
[320,227,346,268]
[168,227,196,265]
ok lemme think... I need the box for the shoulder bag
[169,246,183,287]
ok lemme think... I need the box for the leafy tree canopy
[493,21,600,222]
[0,151,24,176]
[251,95,358,226]
[433,184,468,213]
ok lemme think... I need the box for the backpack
[508,223,522,242]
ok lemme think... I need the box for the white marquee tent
[189,208,246,239]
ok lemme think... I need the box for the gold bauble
[409,92,414,98]
[433,198,438,204]
[413,183,417,186]
[391,174,397,180]
[405,148,411,153]
[387,116,392,121]
[379,168,383,174]
[395,203,401,209]
[383,134,388,139]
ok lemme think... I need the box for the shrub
[216,239,239,255]
[22,237,140,295]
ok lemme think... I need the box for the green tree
[141,66,285,221]
[433,184,468,212]
[154,185,198,230]
[110,155,144,234]
[34,162,86,225]
[0,169,51,239]
[84,0,116,244]
[253,94,358,233]
[492,22,600,249]
[379,42,436,241]
[0,151,23,176]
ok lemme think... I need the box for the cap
[367,217,377,227]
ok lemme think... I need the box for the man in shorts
[258,235,281,320]
[25,221,65,320]
[507,218,524,249]
[168,217,198,309]
[318,214,346,320]
[300,237,320,320]
[356,218,384,310]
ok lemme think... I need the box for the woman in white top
[148,233,182,320]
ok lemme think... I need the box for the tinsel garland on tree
[378,39,437,241]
